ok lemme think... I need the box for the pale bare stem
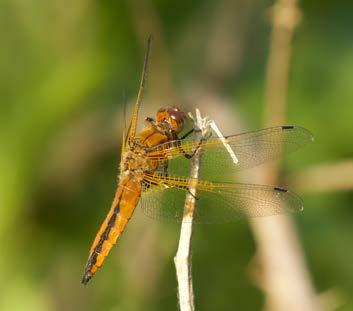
[286,159,353,194]
[249,1,320,310]
[174,109,212,311]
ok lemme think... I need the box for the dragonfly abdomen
[82,177,142,284]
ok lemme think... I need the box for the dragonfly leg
[145,116,156,126]
[180,128,195,139]
[163,161,168,177]
[186,187,200,200]
[158,161,169,177]
[180,128,209,159]
[183,138,204,159]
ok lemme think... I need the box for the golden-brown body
[81,125,173,284]
[81,36,310,285]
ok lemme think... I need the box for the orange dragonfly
[81,37,313,284]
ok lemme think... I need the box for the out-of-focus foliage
[1,0,353,310]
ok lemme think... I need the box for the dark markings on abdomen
[82,202,120,284]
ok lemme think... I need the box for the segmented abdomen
[81,176,141,284]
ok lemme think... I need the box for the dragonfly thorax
[122,150,149,175]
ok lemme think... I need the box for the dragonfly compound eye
[157,107,186,133]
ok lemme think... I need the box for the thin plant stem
[249,1,319,310]
[174,109,211,311]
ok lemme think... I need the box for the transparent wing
[126,35,152,145]
[145,126,313,177]
[139,174,303,223]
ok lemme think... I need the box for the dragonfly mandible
[81,36,313,284]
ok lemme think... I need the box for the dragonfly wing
[140,174,303,223]
[126,35,152,144]
[145,126,313,177]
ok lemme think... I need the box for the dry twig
[174,109,212,311]
[287,160,353,194]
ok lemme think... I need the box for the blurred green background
[1,0,353,310]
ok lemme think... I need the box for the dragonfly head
[156,107,187,134]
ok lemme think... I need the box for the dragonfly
[81,36,313,285]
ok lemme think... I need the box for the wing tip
[274,186,304,212]
[281,125,314,143]
[147,33,153,44]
